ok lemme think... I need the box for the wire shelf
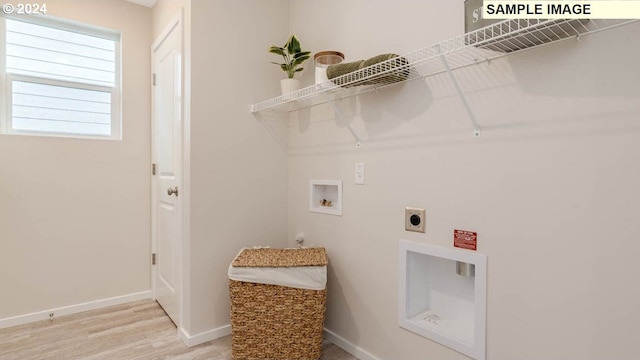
[249,18,638,114]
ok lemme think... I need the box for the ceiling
[124,0,157,8]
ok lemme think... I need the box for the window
[1,16,121,139]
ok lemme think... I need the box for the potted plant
[269,34,311,96]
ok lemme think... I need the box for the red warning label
[454,230,477,250]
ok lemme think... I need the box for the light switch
[355,163,365,185]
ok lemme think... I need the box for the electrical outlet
[405,207,426,233]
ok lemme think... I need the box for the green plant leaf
[292,55,310,66]
[268,46,286,56]
[285,35,293,53]
[293,53,311,61]
[293,51,311,59]
[287,35,301,54]
[295,68,304,72]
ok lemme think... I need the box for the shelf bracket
[252,111,262,122]
[437,47,481,138]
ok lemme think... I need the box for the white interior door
[151,14,182,326]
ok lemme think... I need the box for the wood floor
[0,300,358,360]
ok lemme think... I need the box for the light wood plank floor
[0,300,358,360]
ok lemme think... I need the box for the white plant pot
[280,78,300,99]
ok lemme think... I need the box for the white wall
[152,0,290,338]
[187,0,290,336]
[0,0,152,320]
[289,1,640,359]
[152,0,185,40]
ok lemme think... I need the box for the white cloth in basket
[228,248,327,291]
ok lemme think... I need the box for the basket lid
[232,247,327,268]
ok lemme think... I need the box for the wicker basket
[229,248,328,360]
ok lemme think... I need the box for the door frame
[150,9,189,334]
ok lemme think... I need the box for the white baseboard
[177,324,379,359]
[175,323,378,359]
[179,324,231,347]
[323,328,382,360]
[0,291,152,330]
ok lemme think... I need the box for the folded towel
[361,53,400,68]
[326,59,364,80]
[326,53,410,88]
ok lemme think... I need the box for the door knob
[167,186,179,196]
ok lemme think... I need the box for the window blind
[3,17,120,138]
[12,80,112,136]
[6,19,116,87]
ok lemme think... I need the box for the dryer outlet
[405,207,426,233]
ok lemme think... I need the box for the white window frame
[0,14,121,140]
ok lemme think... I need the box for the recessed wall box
[309,180,342,216]
[399,240,487,360]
